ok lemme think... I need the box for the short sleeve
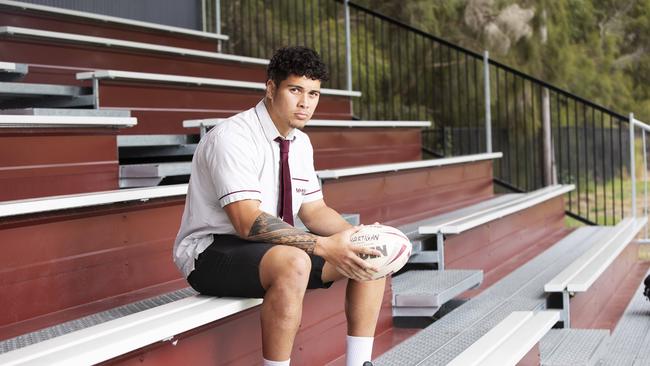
[204,129,262,207]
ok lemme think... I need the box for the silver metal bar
[641,130,648,239]
[542,87,555,185]
[344,0,353,92]
[437,232,445,271]
[631,113,637,218]
[483,50,492,153]
[562,290,571,328]
[92,78,99,109]
[215,0,222,52]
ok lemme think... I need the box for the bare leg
[322,263,386,336]
[259,246,312,361]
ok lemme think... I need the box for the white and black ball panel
[346,224,412,280]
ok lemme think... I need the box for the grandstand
[0,0,649,365]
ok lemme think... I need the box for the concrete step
[392,269,483,317]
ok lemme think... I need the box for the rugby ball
[348,224,412,280]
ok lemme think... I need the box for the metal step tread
[117,134,193,147]
[0,62,28,81]
[0,81,91,97]
[540,329,609,366]
[392,270,483,308]
[375,226,605,365]
[599,268,650,366]
[120,161,191,178]
[0,287,197,354]
[407,250,439,264]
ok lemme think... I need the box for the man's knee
[260,246,312,291]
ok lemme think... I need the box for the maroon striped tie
[275,137,293,225]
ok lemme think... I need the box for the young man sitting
[174,46,386,366]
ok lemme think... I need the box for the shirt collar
[255,99,296,142]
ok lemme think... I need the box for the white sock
[263,358,290,366]
[346,335,374,366]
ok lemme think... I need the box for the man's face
[266,74,321,135]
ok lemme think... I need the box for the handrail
[343,0,629,121]
[0,26,265,65]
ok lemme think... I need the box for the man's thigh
[187,234,333,298]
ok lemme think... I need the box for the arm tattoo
[247,212,317,254]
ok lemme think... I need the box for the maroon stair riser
[0,199,185,327]
[0,10,221,51]
[444,196,566,272]
[1,39,267,84]
[306,128,422,170]
[0,134,119,200]
[105,279,393,366]
[323,161,494,224]
[570,242,650,330]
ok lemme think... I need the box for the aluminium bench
[374,226,608,365]
[76,69,362,99]
[0,26,264,66]
[0,0,229,41]
[448,310,561,366]
[390,185,572,317]
[544,216,647,328]
[317,152,505,317]
[183,117,432,137]
[0,185,358,365]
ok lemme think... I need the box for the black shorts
[187,234,333,298]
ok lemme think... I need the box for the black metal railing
[217,0,635,225]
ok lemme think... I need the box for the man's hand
[314,226,381,281]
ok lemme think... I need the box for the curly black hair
[267,46,329,87]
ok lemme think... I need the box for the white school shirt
[173,100,324,277]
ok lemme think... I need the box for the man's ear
[265,79,276,100]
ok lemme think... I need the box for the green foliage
[356,0,650,123]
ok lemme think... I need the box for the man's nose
[298,94,309,109]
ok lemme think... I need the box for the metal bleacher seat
[0,0,229,41]
[0,186,357,365]
[183,117,432,137]
[544,216,647,327]
[0,61,27,81]
[0,26,264,65]
[448,310,561,366]
[0,108,134,127]
[76,69,362,97]
[388,184,573,317]
[375,226,604,365]
[317,153,504,317]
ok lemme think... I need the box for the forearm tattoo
[247,212,317,254]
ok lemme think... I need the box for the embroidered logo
[295,187,306,194]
